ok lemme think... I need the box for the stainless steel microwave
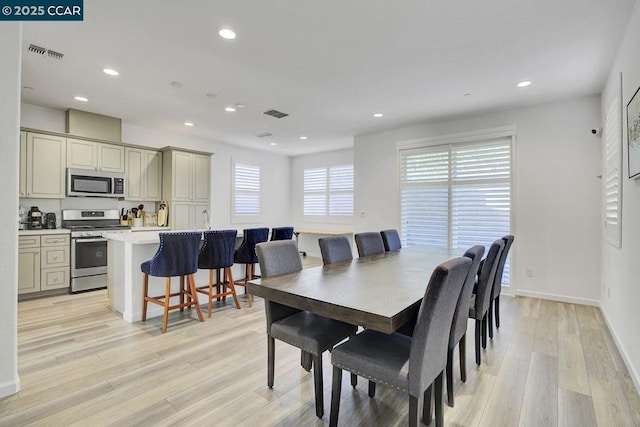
[67,168,126,198]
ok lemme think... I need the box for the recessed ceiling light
[270,142,278,146]
[517,80,532,88]
[219,28,236,40]
[464,93,472,97]
[102,68,119,76]
[225,106,236,112]
[373,113,384,118]
[184,122,194,127]
[299,136,308,140]
[235,103,246,109]
[171,81,183,89]
[74,96,88,102]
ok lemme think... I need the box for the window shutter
[233,163,261,219]
[329,165,354,215]
[303,164,353,218]
[400,137,512,283]
[304,168,327,215]
[604,86,622,247]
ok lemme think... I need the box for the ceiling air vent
[28,44,46,55]
[263,109,289,119]
[256,132,273,138]
[47,49,64,60]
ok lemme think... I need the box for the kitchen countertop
[19,229,70,236]
[130,226,171,232]
[105,229,197,245]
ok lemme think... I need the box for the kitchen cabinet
[19,131,26,197]
[18,236,41,294]
[125,148,162,201]
[67,138,125,172]
[23,132,66,199]
[18,233,70,294]
[162,148,212,230]
[172,202,210,230]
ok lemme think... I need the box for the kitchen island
[106,230,205,322]
[106,230,245,322]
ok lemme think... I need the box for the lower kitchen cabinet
[19,233,70,295]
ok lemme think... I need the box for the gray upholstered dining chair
[318,236,353,265]
[329,256,471,427]
[380,229,402,251]
[255,240,358,419]
[468,239,504,365]
[354,232,385,257]
[488,234,514,338]
[446,245,484,407]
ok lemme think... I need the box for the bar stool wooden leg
[246,263,254,307]
[179,275,185,312]
[188,274,205,322]
[162,277,171,333]
[142,273,149,321]
[207,269,214,318]
[226,267,241,309]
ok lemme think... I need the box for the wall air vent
[263,109,289,119]
[256,132,273,138]
[28,44,46,55]
[47,49,64,60]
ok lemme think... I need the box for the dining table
[246,246,459,334]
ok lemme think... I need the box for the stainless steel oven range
[62,209,130,293]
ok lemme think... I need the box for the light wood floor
[2,257,639,426]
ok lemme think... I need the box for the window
[399,137,512,283]
[233,162,261,222]
[604,75,622,248]
[304,165,353,217]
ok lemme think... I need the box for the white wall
[0,23,22,398]
[600,1,640,391]
[290,149,354,256]
[354,95,602,305]
[19,104,292,230]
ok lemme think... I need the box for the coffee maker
[27,206,43,230]
[44,212,57,229]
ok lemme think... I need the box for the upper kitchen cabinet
[23,132,66,199]
[19,131,26,197]
[125,147,162,201]
[161,147,212,230]
[162,148,211,202]
[67,138,125,173]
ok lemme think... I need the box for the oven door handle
[74,238,108,243]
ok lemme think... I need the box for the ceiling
[20,0,636,156]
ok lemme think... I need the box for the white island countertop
[104,229,203,245]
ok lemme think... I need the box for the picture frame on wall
[627,85,640,178]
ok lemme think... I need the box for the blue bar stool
[141,231,204,333]
[196,230,242,316]
[234,227,269,307]
[270,226,294,240]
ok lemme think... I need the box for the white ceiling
[20,0,636,156]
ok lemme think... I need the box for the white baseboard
[0,376,20,399]
[598,304,640,395]
[514,289,599,307]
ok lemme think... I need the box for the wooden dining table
[246,246,459,334]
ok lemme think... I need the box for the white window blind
[233,163,261,221]
[604,84,622,247]
[304,165,353,217]
[400,138,512,283]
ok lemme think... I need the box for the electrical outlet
[526,268,534,277]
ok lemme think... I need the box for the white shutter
[303,164,353,218]
[233,163,261,221]
[329,165,353,215]
[304,168,327,215]
[604,83,622,247]
[400,138,512,283]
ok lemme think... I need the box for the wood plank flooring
[1,257,639,426]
